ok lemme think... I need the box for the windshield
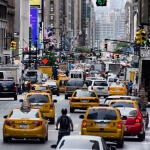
[26,94,49,103]
[74,91,96,97]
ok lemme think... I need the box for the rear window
[58,139,100,149]
[118,109,137,117]
[87,109,117,120]
[26,94,49,103]
[0,81,15,86]
[45,81,56,86]
[9,109,39,118]
[71,73,82,78]
[74,91,96,97]
[110,83,124,87]
[110,102,134,108]
[67,80,84,86]
[93,81,108,86]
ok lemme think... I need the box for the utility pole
[29,26,32,68]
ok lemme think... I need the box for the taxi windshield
[26,94,49,103]
[110,102,134,108]
[74,91,96,97]
[9,109,39,118]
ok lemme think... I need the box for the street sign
[132,55,139,63]
[140,46,150,57]
[42,58,48,65]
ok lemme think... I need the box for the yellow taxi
[70,89,99,113]
[20,92,57,124]
[108,99,139,109]
[109,82,127,95]
[79,106,125,148]
[3,101,48,143]
[29,83,52,95]
[57,76,70,93]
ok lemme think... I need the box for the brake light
[65,87,68,92]
[50,104,54,109]
[94,98,98,102]
[14,85,16,89]
[91,86,93,90]
[32,121,42,127]
[82,120,87,128]
[135,117,142,123]
[71,98,75,102]
[117,121,123,129]
[108,87,110,91]
[5,120,15,126]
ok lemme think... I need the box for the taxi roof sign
[20,101,31,112]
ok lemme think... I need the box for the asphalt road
[0,93,150,150]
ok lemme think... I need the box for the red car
[118,107,145,141]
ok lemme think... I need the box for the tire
[14,95,17,101]
[146,116,149,128]
[117,138,124,148]
[138,132,145,141]
[3,136,11,143]
[45,131,48,141]
[65,95,68,99]
[39,137,46,143]
[57,92,60,96]
[70,107,74,113]
[50,117,55,124]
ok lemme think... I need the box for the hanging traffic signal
[10,41,17,50]
[104,42,107,51]
[46,50,50,55]
[96,0,107,6]
[135,30,142,45]
[115,53,119,59]
[141,29,147,46]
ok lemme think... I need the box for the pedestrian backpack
[60,115,70,129]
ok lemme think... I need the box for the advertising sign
[30,8,38,45]
[30,0,41,8]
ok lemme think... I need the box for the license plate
[20,124,27,128]
[82,100,88,102]
[34,106,41,109]
[98,123,106,127]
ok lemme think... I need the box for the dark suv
[0,79,17,100]
[65,79,84,99]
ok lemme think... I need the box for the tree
[45,51,56,66]
[114,42,129,53]
[75,46,90,53]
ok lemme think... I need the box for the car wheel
[117,138,124,148]
[70,107,74,113]
[146,116,149,128]
[39,137,46,143]
[57,92,60,96]
[45,131,48,141]
[65,95,68,99]
[3,136,11,143]
[50,117,55,124]
[14,95,17,101]
[138,131,145,141]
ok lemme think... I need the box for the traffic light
[141,29,147,46]
[96,0,107,6]
[135,30,142,45]
[115,53,119,59]
[46,50,50,55]
[104,42,107,51]
[10,41,17,50]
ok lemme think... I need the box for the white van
[69,69,84,80]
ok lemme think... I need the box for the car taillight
[32,121,42,127]
[82,120,87,128]
[5,120,15,126]
[50,104,54,109]
[117,121,123,129]
[71,98,75,102]
[108,87,110,91]
[91,86,93,90]
[65,87,68,92]
[94,98,98,102]
[135,117,142,123]
[14,85,16,89]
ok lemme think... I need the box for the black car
[45,80,60,96]
[0,79,17,100]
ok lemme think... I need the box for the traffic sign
[140,46,150,57]
[42,58,48,64]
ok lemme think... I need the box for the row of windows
[0,4,7,20]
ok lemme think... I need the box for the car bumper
[70,102,99,109]
[3,126,46,138]
[109,91,126,95]
[0,92,16,97]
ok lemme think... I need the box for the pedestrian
[26,79,31,92]
[22,79,25,92]
[128,80,133,96]
[55,108,73,145]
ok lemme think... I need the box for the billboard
[30,0,41,8]
[30,8,38,45]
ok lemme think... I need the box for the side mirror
[79,115,84,119]
[19,99,23,102]
[109,146,116,150]
[3,115,8,119]
[122,116,127,120]
[53,99,57,103]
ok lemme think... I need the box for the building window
[50,0,54,4]
[50,15,54,20]
[50,23,54,28]
[50,7,54,12]
[0,4,7,20]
